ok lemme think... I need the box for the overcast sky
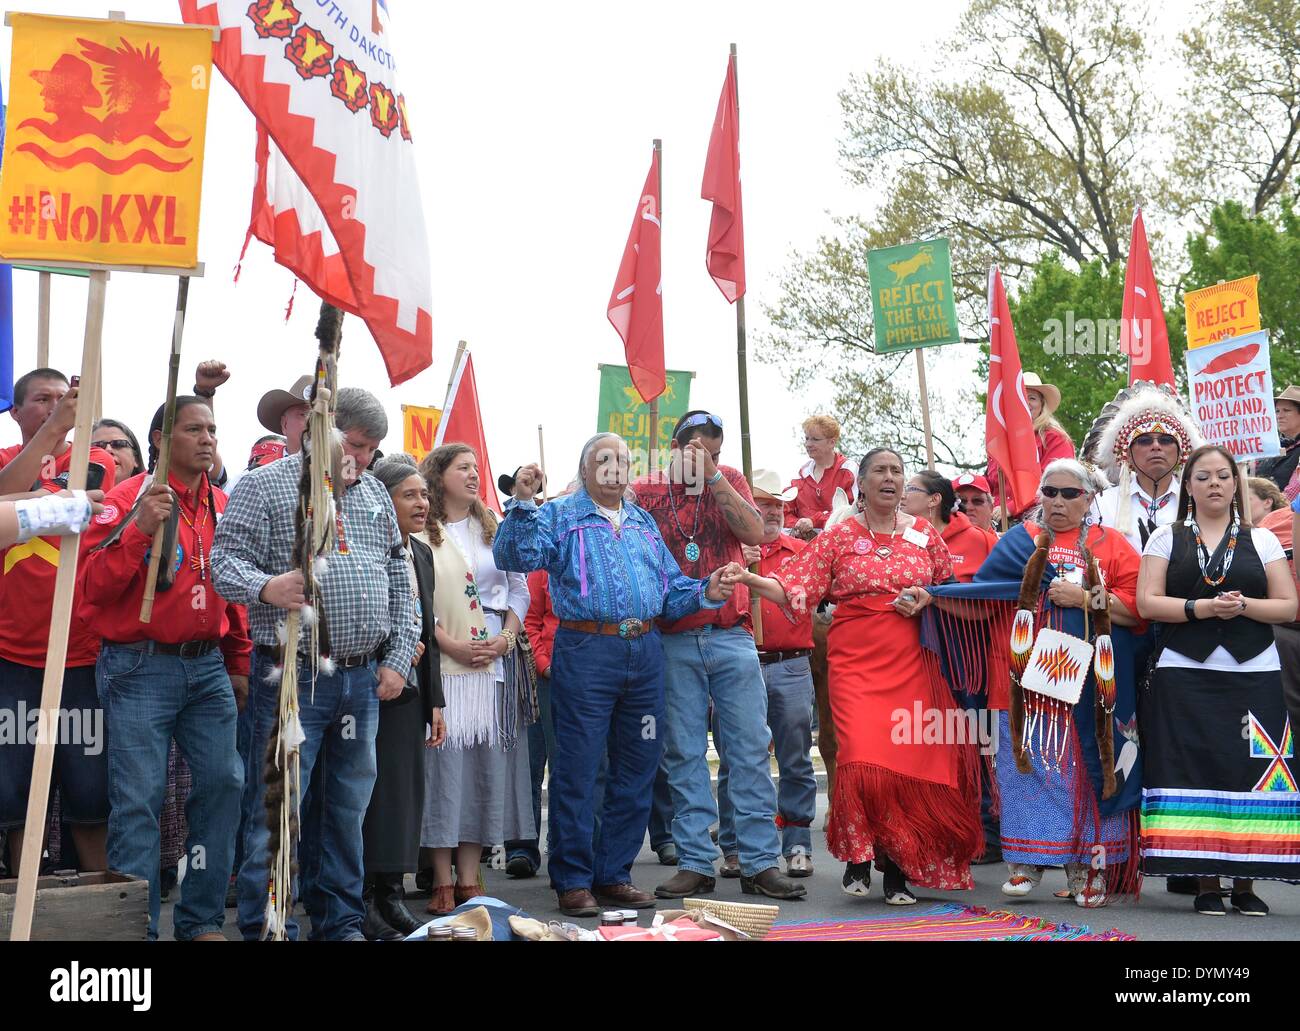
[2,0,974,487]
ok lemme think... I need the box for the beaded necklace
[1189,516,1239,588]
[176,476,214,581]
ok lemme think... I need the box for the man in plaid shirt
[212,387,417,941]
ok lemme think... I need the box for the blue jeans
[646,763,673,850]
[506,675,555,869]
[715,656,816,857]
[96,644,242,941]
[548,627,664,892]
[237,650,379,941]
[662,626,780,877]
[232,673,257,875]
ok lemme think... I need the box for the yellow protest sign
[1183,275,1260,350]
[0,13,213,268]
[402,404,442,463]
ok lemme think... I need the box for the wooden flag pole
[10,270,109,941]
[538,424,548,501]
[649,139,662,470]
[444,340,467,411]
[139,276,191,622]
[36,271,50,367]
[915,348,936,471]
[998,470,1010,533]
[729,44,762,646]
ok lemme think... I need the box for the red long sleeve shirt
[0,442,116,668]
[524,569,559,677]
[753,534,814,652]
[986,426,1075,516]
[77,471,251,677]
[785,453,857,530]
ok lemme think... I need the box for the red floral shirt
[773,514,953,608]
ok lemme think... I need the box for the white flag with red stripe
[181,0,433,385]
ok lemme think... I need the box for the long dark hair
[419,443,498,547]
[913,469,955,522]
[1176,444,1243,523]
[92,418,144,477]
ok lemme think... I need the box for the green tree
[1175,0,1300,220]
[1183,200,1300,389]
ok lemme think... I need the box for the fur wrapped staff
[261,302,345,940]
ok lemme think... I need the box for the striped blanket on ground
[767,903,1135,941]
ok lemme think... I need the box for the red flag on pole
[1121,209,1175,387]
[701,54,746,303]
[608,149,665,404]
[435,351,503,515]
[986,267,1040,515]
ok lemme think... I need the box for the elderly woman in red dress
[734,447,982,904]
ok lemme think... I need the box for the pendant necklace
[866,511,899,558]
[667,477,704,562]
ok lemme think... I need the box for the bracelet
[193,386,216,398]
[499,629,517,651]
[1184,598,1198,622]
[707,470,724,486]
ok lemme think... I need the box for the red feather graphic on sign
[1197,342,1259,375]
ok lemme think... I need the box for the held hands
[136,483,175,536]
[446,636,497,668]
[427,708,447,748]
[792,518,816,541]
[707,563,741,603]
[376,665,405,701]
[513,463,545,502]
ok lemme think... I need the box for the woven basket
[683,897,779,940]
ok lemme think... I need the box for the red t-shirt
[632,466,755,634]
[0,442,116,668]
[754,534,813,652]
[941,511,999,583]
[77,471,251,677]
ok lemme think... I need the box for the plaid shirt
[210,452,417,673]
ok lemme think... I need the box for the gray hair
[578,432,626,486]
[1039,458,1107,495]
[334,386,388,441]
[372,453,420,494]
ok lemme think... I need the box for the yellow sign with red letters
[1183,275,1261,350]
[402,404,442,463]
[0,13,213,267]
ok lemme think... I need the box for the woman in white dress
[417,444,533,915]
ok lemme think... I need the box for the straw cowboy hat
[256,375,314,434]
[1021,371,1061,414]
[1275,385,1300,407]
[750,468,798,503]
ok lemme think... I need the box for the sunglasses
[1041,486,1088,500]
[678,413,723,434]
[92,438,134,452]
[960,494,991,506]
[1132,433,1178,449]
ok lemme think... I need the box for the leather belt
[560,618,651,640]
[757,648,812,665]
[255,645,374,669]
[109,639,219,659]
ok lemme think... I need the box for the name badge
[902,526,929,549]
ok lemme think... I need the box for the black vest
[1162,522,1275,662]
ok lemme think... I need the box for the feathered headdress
[1079,381,1202,536]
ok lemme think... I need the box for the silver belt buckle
[618,618,645,640]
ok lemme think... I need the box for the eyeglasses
[960,494,991,507]
[1132,433,1178,449]
[92,438,133,452]
[677,413,723,433]
[1041,486,1088,500]
[903,485,929,494]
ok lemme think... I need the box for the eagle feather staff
[261,301,344,940]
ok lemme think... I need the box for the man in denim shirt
[494,433,734,916]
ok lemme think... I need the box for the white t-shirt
[1142,524,1285,671]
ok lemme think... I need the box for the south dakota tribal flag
[0,13,213,267]
[181,0,433,385]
